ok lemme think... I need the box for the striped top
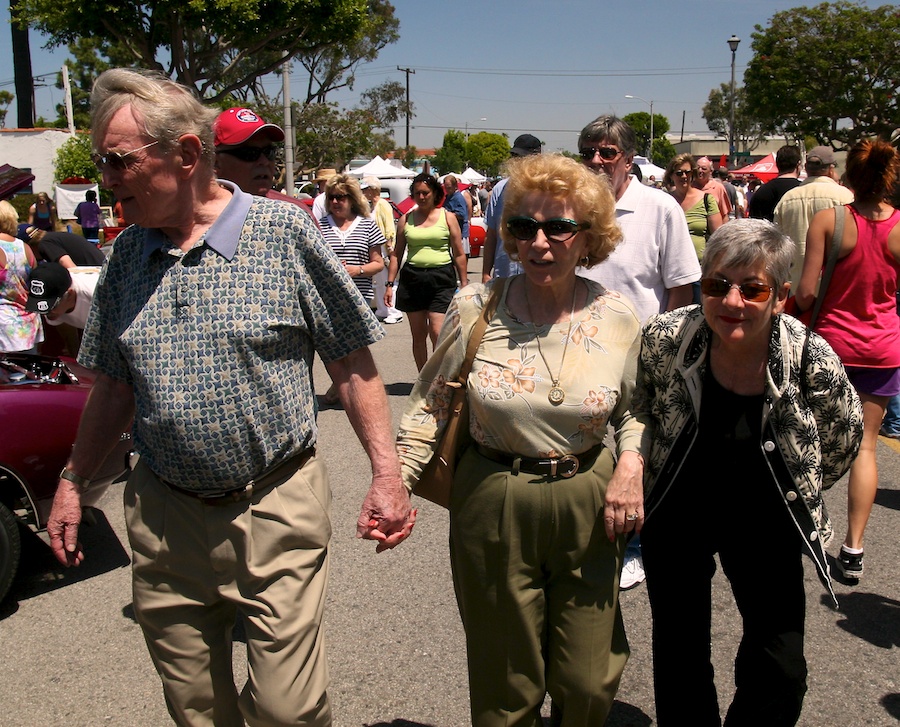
[319,214,386,301]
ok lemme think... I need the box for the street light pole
[625,95,653,161]
[727,35,741,165]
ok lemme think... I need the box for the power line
[406,65,742,78]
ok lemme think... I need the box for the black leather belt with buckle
[475,443,603,479]
[162,448,315,505]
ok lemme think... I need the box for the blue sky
[0,0,878,154]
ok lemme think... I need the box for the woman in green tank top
[385,173,468,370]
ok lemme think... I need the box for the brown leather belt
[163,448,315,505]
[475,443,603,479]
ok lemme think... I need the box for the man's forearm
[67,373,135,479]
[325,348,401,479]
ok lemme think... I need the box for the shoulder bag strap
[703,193,712,240]
[456,276,509,385]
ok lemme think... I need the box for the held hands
[357,474,417,552]
[603,450,645,542]
[47,479,86,567]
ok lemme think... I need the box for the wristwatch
[59,467,91,489]
[386,281,396,288]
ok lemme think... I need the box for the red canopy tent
[732,153,778,181]
[0,164,35,199]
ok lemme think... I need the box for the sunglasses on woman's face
[217,145,278,162]
[328,194,348,202]
[673,169,693,178]
[506,216,591,243]
[700,277,773,302]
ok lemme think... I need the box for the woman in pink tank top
[797,138,900,581]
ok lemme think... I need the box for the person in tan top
[397,153,650,726]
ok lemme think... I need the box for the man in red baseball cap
[214,107,318,221]
[214,107,287,198]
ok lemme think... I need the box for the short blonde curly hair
[500,153,621,268]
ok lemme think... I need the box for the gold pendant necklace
[525,281,579,406]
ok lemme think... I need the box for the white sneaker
[383,314,403,324]
[619,554,646,590]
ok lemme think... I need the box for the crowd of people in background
[1,64,897,727]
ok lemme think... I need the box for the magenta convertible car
[0,354,133,603]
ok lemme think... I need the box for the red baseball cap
[214,108,285,147]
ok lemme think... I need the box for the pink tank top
[815,205,900,368]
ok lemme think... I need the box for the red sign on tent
[732,153,778,182]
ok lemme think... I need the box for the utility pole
[62,65,75,134]
[282,52,294,194]
[397,66,415,149]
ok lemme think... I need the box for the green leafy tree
[47,37,134,130]
[702,84,769,155]
[262,77,405,172]
[465,132,509,178]
[744,1,900,149]
[398,146,418,168]
[292,102,384,171]
[0,91,13,128]
[54,133,101,184]
[651,137,676,168]
[16,0,369,104]
[432,130,467,175]
[296,0,400,104]
[358,80,411,129]
[623,112,670,162]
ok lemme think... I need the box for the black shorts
[396,263,457,314]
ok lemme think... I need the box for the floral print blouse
[397,276,650,491]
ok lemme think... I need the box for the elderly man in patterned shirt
[46,68,414,727]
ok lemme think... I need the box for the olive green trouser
[450,446,629,727]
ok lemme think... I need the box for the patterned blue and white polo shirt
[79,182,383,494]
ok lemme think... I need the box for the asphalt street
[1,271,898,726]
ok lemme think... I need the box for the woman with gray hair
[636,218,863,725]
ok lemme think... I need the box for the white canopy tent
[633,156,666,183]
[439,168,487,185]
[348,155,416,179]
[457,167,487,184]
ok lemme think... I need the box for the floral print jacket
[636,306,863,600]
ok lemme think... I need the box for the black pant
[642,484,808,727]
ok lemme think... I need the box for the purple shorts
[844,365,900,397]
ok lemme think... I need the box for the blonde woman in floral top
[397,154,650,727]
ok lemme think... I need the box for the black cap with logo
[25,263,72,314]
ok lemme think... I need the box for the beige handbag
[413,278,508,508]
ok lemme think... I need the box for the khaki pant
[124,456,332,727]
[450,446,629,727]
